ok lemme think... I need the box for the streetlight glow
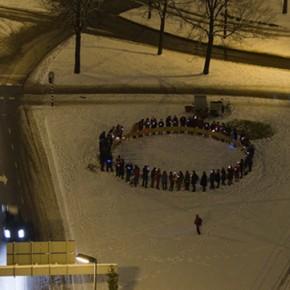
[76,253,97,290]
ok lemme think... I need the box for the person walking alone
[194,214,203,235]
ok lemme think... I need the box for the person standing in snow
[169,171,175,191]
[125,162,133,182]
[200,171,208,192]
[150,167,156,188]
[215,169,221,188]
[158,118,164,135]
[142,165,150,188]
[161,170,168,190]
[239,159,244,179]
[166,115,172,134]
[221,167,227,185]
[132,165,140,187]
[194,214,203,235]
[176,171,184,191]
[209,169,216,189]
[155,168,162,190]
[191,170,199,192]
[227,165,234,185]
[151,117,157,135]
[115,155,121,177]
[234,164,240,182]
[119,159,125,179]
[184,170,191,190]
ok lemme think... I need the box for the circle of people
[98,114,255,192]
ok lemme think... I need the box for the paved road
[0,94,22,206]
[0,8,72,241]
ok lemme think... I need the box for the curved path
[88,0,290,70]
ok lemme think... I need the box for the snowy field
[0,0,50,56]
[0,0,48,12]
[0,0,289,289]
[26,34,290,96]
[21,33,290,289]
[21,95,290,290]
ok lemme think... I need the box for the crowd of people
[98,114,255,192]
[112,152,254,192]
[99,124,124,172]
[131,114,250,146]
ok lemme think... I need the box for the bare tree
[60,0,103,74]
[173,0,275,74]
[139,0,171,55]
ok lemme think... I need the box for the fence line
[117,127,243,150]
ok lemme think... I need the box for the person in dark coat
[209,170,216,189]
[161,170,168,190]
[234,164,240,182]
[200,171,208,192]
[176,171,184,191]
[221,167,226,185]
[187,116,194,134]
[191,170,199,192]
[99,131,106,141]
[184,170,191,190]
[115,155,121,177]
[125,163,133,182]
[132,165,140,187]
[215,169,221,188]
[158,118,164,135]
[194,214,203,235]
[180,116,187,133]
[166,115,172,134]
[150,167,156,188]
[151,117,157,135]
[138,119,144,137]
[155,168,162,190]
[172,115,179,127]
[227,166,234,185]
[239,159,244,179]
[119,159,125,179]
[106,153,113,172]
[142,165,150,188]
[169,171,175,191]
[151,117,157,129]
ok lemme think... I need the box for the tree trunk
[74,0,81,74]
[203,13,215,75]
[283,0,288,14]
[148,0,152,19]
[223,1,228,39]
[203,33,213,75]
[74,30,81,74]
[157,0,168,55]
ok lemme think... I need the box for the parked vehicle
[2,205,34,242]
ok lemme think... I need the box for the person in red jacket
[155,169,161,190]
[194,214,203,235]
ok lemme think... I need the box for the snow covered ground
[22,34,290,290]
[22,94,290,290]
[0,0,290,289]
[121,0,290,57]
[0,0,49,12]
